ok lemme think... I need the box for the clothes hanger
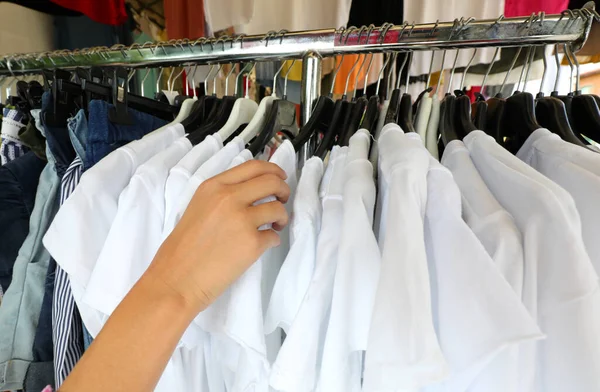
[396,51,415,132]
[470,47,499,132]
[484,47,522,144]
[534,45,587,147]
[385,22,411,125]
[313,48,352,158]
[566,43,600,144]
[499,32,542,154]
[440,46,478,146]
[248,56,299,156]
[339,50,371,146]
[181,64,220,131]
[216,62,259,142]
[361,33,392,134]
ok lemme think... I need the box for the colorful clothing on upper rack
[1,107,29,165]
[164,0,206,40]
[50,0,127,25]
[504,0,569,17]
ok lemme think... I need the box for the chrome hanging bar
[0,6,597,75]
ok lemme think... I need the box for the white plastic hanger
[239,61,287,145]
[170,65,197,124]
[216,62,259,141]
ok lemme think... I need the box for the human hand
[146,160,291,316]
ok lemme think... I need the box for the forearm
[59,267,198,392]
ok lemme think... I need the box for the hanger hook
[435,50,448,96]
[523,45,537,92]
[244,62,256,99]
[563,43,575,94]
[386,52,398,98]
[480,47,500,98]
[203,64,216,96]
[426,51,436,88]
[500,46,522,94]
[539,46,548,97]
[156,68,165,94]
[352,53,369,99]
[395,51,409,91]
[404,51,413,92]
[516,46,532,92]
[461,48,478,91]
[172,67,186,93]
[447,49,460,94]
[235,61,251,96]
[566,44,581,93]
[553,44,562,93]
[212,64,223,96]
[375,52,391,97]
[282,58,297,99]
[272,61,286,97]
[223,63,235,96]
[343,52,362,99]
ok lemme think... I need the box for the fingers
[255,229,281,252]
[248,201,289,230]
[216,160,287,185]
[235,173,291,205]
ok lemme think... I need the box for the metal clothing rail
[0,8,597,75]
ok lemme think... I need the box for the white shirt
[369,99,390,177]
[270,145,347,392]
[425,94,440,159]
[264,155,323,335]
[464,130,600,392]
[442,140,524,297]
[84,137,193,320]
[197,140,297,392]
[517,128,600,274]
[317,130,381,392]
[163,136,245,238]
[416,96,433,142]
[164,134,223,235]
[422,150,542,392]
[42,124,184,337]
[363,124,448,392]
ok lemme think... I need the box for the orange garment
[333,54,371,95]
[164,0,206,40]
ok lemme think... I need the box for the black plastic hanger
[397,94,415,133]
[385,52,410,125]
[455,94,477,136]
[291,95,334,152]
[361,95,380,133]
[314,99,349,159]
[339,96,368,145]
[43,69,79,127]
[439,93,459,146]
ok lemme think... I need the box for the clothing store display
[0,152,45,295]
[1,107,29,165]
[517,129,600,273]
[465,131,600,392]
[1,7,599,392]
[50,0,127,25]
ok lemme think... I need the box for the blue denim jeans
[85,100,168,169]
[0,152,46,294]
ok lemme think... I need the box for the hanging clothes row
[0,9,599,392]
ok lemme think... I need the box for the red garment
[164,0,206,40]
[50,0,127,25]
[504,0,569,17]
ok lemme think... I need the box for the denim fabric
[0,95,62,391]
[0,162,60,391]
[85,100,168,169]
[67,110,87,162]
[83,327,93,350]
[0,152,45,294]
[41,92,76,178]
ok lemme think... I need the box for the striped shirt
[1,108,28,165]
[52,156,84,388]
